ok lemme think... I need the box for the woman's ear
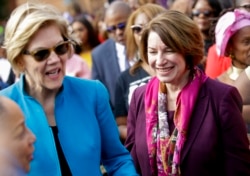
[16,57,25,73]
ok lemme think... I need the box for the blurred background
[0,0,108,25]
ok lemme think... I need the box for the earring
[229,53,235,60]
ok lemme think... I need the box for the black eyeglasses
[23,41,71,62]
[192,10,213,17]
[131,25,143,34]
[106,22,126,33]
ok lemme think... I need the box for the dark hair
[72,14,100,53]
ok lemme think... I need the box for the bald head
[105,1,131,20]
[0,96,19,122]
[105,1,131,44]
[0,96,35,174]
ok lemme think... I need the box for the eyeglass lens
[192,10,213,17]
[131,25,143,34]
[106,22,126,33]
[24,42,70,62]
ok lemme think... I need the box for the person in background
[191,0,222,70]
[114,3,166,143]
[92,1,132,113]
[125,10,250,175]
[235,66,250,139]
[66,53,91,79]
[214,7,250,135]
[233,0,250,138]
[71,14,100,69]
[205,0,246,79]
[0,96,36,175]
[0,2,138,175]
[0,33,16,88]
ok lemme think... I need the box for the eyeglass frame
[22,40,72,62]
[130,25,143,34]
[191,10,214,18]
[106,22,126,33]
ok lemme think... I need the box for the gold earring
[229,53,235,60]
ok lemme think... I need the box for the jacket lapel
[180,86,209,163]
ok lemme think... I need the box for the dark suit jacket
[91,39,121,111]
[125,78,250,176]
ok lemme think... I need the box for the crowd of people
[0,0,250,175]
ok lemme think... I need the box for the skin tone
[133,13,148,47]
[234,0,250,136]
[229,26,250,68]
[218,26,250,85]
[124,0,140,11]
[0,97,36,172]
[21,24,70,126]
[192,0,214,40]
[117,12,154,141]
[71,21,91,51]
[147,31,190,110]
[104,3,131,45]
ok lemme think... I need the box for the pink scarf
[145,68,208,175]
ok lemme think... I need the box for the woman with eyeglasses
[114,3,166,143]
[125,10,250,176]
[191,0,222,70]
[0,2,138,176]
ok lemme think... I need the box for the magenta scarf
[145,68,208,175]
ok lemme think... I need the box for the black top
[51,126,72,176]
[114,67,151,117]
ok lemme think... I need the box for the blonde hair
[125,3,166,74]
[4,2,72,74]
[140,10,204,69]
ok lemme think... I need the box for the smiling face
[228,26,250,68]
[22,24,69,92]
[0,97,36,172]
[147,31,189,86]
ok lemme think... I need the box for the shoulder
[132,84,146,100]
[0,81,20,98]
[92,39,114,54]
[63,76,107,94]
[202,78,241,102]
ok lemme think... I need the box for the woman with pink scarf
[125,10,250,176]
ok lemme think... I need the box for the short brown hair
[140,10,204,69]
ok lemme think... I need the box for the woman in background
[71,14,100,69]
[191,0,222,70]
[114,3,166,143]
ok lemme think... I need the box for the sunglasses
[106,22,126,33]
[23,41,71,62]
[131,25,143,34]
[192,10,213,17]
